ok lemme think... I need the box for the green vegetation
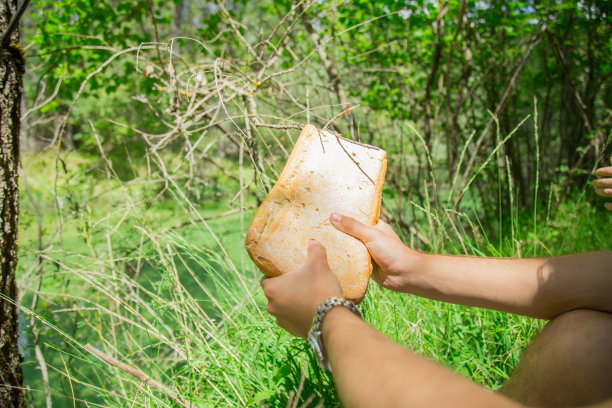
[18,146,610,407]
[17,0,612,407]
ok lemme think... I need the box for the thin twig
[85,345,190,408]
[332,131,376,185]
[323,104,360,131]
[256,122,302,130]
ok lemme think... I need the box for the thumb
[303,239,330,270]
[330,213,379,243]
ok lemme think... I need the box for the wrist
[309,289,343,324]
[321,306,356,337]
[321,307,361,344]
[392,249,432,292]
[308,298,361,371]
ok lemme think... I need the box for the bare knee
[501,309,612,407]
[545,309,612,371]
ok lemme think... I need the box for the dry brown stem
[85,344,190,408]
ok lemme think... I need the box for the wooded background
[22,0,612,225]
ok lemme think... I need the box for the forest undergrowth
[16,134,611,407]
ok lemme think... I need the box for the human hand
[330,213,422,293]
[594,165,612,211]
[260,240,342,338]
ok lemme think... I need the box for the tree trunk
[299,6,357,139]
[171,0,183,38]
[0,0,26,406]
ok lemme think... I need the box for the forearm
[402,251,612,318]
[322,307,519,408]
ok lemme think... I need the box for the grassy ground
[16,148,611,407]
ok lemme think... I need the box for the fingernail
[330,213,341,223]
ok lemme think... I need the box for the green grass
[16,147,611,407]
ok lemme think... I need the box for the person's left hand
[260,240,343,338]
[594,165,612,211]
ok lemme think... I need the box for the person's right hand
[330,213,422,293]
[594,166,612,211]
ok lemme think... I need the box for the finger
[595,166,612,178]
[304,239,329,269]
[330,213,380,243]
[266,302,275,315]
[595,187,612,198]
[260,276,274,294]
[261,277,276,299]
[605,202,612,211]
[594,178,612,188]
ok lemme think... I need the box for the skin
[595,165,612,211]
[260,214,612,408]
[328,213,612,319]
[498,309,612,407]
[261,241,342,338]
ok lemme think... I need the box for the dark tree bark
[0,0,26,406]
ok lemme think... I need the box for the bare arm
[403,251,612,319]
[330,213,612,319]
[322,307,519,408]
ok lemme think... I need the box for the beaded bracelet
[307,297,362,371]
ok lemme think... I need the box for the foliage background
[16,0,611,406]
